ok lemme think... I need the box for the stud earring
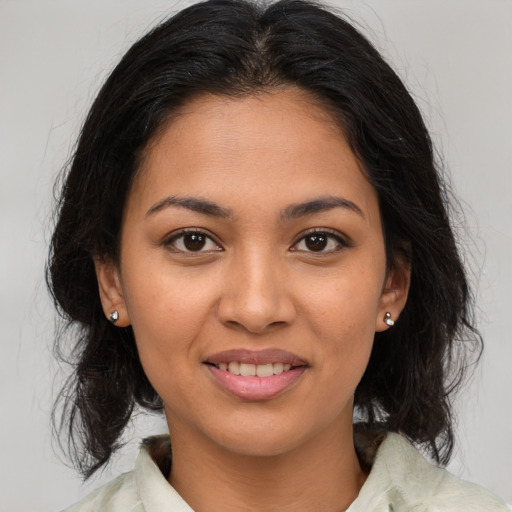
[109,310,119,324]
[384,312,395,326]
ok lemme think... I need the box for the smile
[211,362,292,377]
[204,349,308,400]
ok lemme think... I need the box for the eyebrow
[281,196,364,221]
[146,196,232,218]
[146,194,364,221]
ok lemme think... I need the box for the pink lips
[205,349,308,401]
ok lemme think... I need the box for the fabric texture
[62,433,510,512]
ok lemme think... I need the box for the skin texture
[95,88,410,512]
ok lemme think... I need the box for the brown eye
[166,230,222,253]
[304,234,328,251]
[292,231,346,253]
[183,233,207,251]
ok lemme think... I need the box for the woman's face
[96,88,408,458]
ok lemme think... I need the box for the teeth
[216,361,295,376]
[273,363,284,375]
[240,363,256,376]
[228,362,240,375]
[256,363,273,377]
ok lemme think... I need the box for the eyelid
[290,228,350,253]
[163,228,224,253]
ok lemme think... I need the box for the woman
[47,0,510,510]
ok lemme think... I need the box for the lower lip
[206,365,307,401]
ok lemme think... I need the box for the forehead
[143,88,345,163]
[128,88,378,222]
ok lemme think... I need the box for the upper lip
[205,349,307,366]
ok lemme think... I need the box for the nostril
[217,293,296,334]
[221,318,290,334]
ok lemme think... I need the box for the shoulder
[61,436,192,512]
[351,432,511,512]
[61,470,142,512]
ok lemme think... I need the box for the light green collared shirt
[63,433,510,512]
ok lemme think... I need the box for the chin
[204,416,323,459]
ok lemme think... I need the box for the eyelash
[163,229,223,254]
[291,229,349,254]
[163,228,349,255]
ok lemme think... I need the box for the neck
[166,416,366,512]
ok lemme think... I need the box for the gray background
[1,0,511,510]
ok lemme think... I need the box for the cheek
[121,266,216,380]
[301,266,383,379]
[303,267,383,334]
[123,256,217,328]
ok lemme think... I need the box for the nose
[216,251,297,334]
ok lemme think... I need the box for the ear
[93,256,131,327]
[375,257,411,332]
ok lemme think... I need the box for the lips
[204,349,308,400]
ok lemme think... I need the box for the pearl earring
[384,312,395,326]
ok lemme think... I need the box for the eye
[292,231,347,253]
[165,230,222,253]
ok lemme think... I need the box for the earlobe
[93,256,131,327]
[375,260,411,332]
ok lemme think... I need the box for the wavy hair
[47,0,481,478]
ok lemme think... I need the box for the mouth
[204,349,308,400]
[204,348,307,375]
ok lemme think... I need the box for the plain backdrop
[1,0,511,510]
